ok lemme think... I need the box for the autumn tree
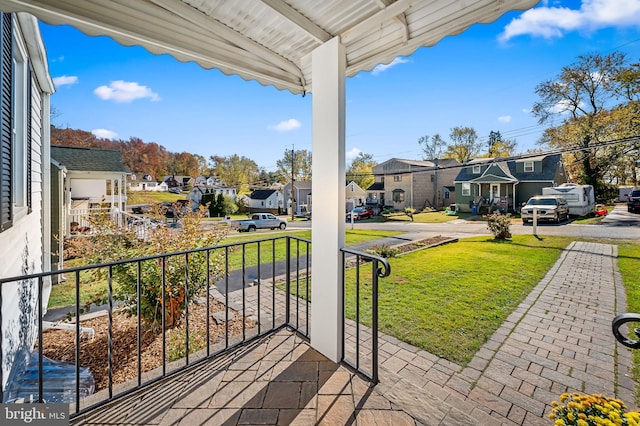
[532,51,640,192]
[258,168,279,186]
[167,152,200,177]
[193,154,210,176]
[276,149,312,183]
[418,134,446,160]
[443,126,481,164]
[346,152,376,190]
[121,137,170,179]
[209,154,260,193]
[486,130,516,158]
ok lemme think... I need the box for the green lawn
[127,191,184,204]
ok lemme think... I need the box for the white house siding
[247,193,281,210]
[1,13,54,394]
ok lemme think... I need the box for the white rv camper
[542,183,595,216]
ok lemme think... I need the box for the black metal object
[612,313,640,348]
[340,248,391,383]
[0,235,310,415]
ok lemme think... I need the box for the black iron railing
[0,235,310,417]
[340,248,391,383]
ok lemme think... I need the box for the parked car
[520,196,569,224]
[627,190,640,213]
[346,207,374,221]
[168,187,182,194]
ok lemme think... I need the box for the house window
[430,174,435,182]
[12,40,27,210]
[393,175,402,182]
[444,191,450,200]
[524,161,534,172]
[462,183,471,196]
[472,165,481,174]
[392,189,404,203]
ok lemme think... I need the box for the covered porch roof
[0,0,538,95]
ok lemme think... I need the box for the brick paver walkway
[71,241,635,425]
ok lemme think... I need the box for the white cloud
[498,115,512,123]
[269,118,301,131]
[371,57,410,76]
[94,80,160,103]
[92,128,118,139]
[346,148,362,162]
[53,75,78,87]
[500,0,640,41]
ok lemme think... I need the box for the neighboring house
[453,154,567,213]
[0,12,55,398]
[186,185,238,211]
[367,158,459,211]
[244,189,283,213]
[128,173,163,192]
[194,176,222,187]
[163,175,195,189]
[345,181,366,211]
[283,181,312,216]
[164,175,180,189]
[51,145,130,238]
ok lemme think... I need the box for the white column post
[311,36,346,362]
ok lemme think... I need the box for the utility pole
[291,147,295,221]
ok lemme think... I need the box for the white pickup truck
[236,213,287,232]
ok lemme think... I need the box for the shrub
[487,213,512,240]
[366,244,400,258]
[81,206,227,330]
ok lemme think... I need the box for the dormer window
[472,165,481,174]
[524,161,534,172]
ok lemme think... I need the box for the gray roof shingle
[51,145,130,173]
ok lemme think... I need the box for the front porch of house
[469,181,517,214]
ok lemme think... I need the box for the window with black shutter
[0,12,13,232]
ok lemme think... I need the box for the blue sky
[40,0,640,173]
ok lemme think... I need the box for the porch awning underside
[0,0,539,95]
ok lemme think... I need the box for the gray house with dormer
[454,154,567,213]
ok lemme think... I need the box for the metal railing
[340,248,391,383]
[0,235,310,417]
